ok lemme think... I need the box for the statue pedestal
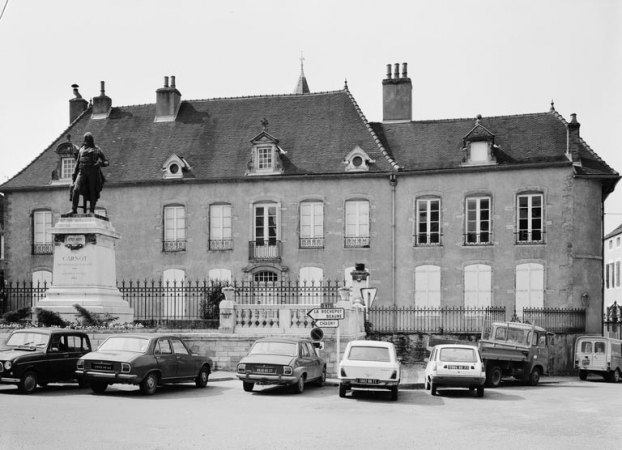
[37,214,134,324]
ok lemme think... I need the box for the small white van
[574,336,622,382]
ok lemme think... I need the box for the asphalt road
[0,376,620,450]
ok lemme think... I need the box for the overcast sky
[0,0,620,231]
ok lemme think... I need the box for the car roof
[433,344,478,350]
[347,340,393,348]
[11,328,86,335]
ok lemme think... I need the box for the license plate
[255,367,275,374]
[356,378,379,384]
[448,365,470,370]
[92,363,113,371]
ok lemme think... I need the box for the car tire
[292,375,305,394]
[316,369,326,387]
[430,381,437,396]
[579,370,588,381]
[424,378,430,390]
[487,366,503,388]
[390,387,398,401]
[18,371,38,394]
[243,381,254,392]
[528,368,541,386]
[339,383,347,398]
[476,385,485,398]
[195,366,209,388]
[609,369,620,383]
[90,381,108,394]
[140,372,158,395]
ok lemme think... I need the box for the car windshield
[439,347,477,363]
[6,332,49,348]
[98,337,149,353]
[348,346,391,362]
[249,341,297,357]
[494,325,531,346]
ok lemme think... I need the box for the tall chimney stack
[92,81,112,119]
[382,62,412,123]
[567,113,581,164]
[69,84,88,124]
[155,75,182,123]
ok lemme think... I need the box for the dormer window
[246,124,285,176]
[344,146,375,172]
[51,137,78,184]
[162,154,190,179]
[461,116,497,167]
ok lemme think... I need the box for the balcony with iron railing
[413,233,442,247]
[299,237,324,249]
[344,236,370,248]
[162,240,187,252]
[209,239,233,251]
[463,232,493,246]
[249,240,281,261]
[515,230,546,245]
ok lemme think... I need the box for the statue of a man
[69,132,109,214]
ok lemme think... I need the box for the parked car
[424,344,486,397]
[338,340,400,401]
[575,335,622,382]
[236,337,326,394]
[75,334,212,395]
[0,328,92,394]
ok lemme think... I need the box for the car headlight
[121,363,131,373]
[4,361,12,371]
[237,364,246,374]
[283,366,293,376]
[76,360,84,370]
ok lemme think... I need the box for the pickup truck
[479,321,553,387]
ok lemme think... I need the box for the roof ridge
[343,87,401,171]
[396,111,553,125]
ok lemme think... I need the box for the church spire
[293,52,310,94]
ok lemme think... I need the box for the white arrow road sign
[315,320,340,328]
[307,308,345,320]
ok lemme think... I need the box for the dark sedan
[75,334,212,395]
[236,337,326,394]
[0,328,92,394]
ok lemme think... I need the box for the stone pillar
[218,287,236,333]
[37,214,134,323]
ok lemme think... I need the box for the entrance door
[253,203,279,258]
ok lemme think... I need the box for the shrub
[73,304,118,327]
[36,308,68,327]
[2,307,32,324]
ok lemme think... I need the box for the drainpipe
[600,190,605,336]
[390,174,398,306]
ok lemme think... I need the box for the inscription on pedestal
[58,254,93,284]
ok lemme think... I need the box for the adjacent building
[1,62,618,333]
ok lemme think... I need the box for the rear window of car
[348,346,391,362]
[99,337,149,353]
[250,341,297,356]
[439,347,477,363]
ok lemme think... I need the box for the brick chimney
[155,76,182,122]
[567,113,581,164]
[69,84,88,124]
[92,81,112,119]
[382,63,412,123]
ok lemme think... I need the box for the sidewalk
[209,365,575,389]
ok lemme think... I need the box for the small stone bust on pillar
[349,263,370,308]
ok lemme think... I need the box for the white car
[424,344,486,397]
[338,340,400,401]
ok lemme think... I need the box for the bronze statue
[69,132,109,214]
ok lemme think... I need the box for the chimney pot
[394,63,400,79]
[386,64,392,79]
[570,113,577,123]
[402,63,408,78]
[164,76,169,88]
[171,76,176,89]
[100,81,105,95]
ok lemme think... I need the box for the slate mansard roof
[0,86,618,192]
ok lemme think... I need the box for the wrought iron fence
[367,306,506,334]
[604,301,621,339]
[522,307,586,333]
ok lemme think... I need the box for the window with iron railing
[300,201,324,249]
[516,193,544,244]
[163,205,186,252]
[32,210,53,255]
[415,198,441,246]
[210,204,233,251]
[249,240,281,260]
[345,200,370,248]
[465,197,492,245]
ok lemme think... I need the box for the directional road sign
[314,320,340,328]
[307,308,345,321]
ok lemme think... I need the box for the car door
[171,338,196,379]
[46,334,71,382]
[154,338,177,380]
[63,334,90,381]
[299,342,318,380]
[306,342,322,379]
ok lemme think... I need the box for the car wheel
[140,372,158,395]
[18,371,38,394]
[316,369,326,387]
[430,381,437,396]
[243,381,254,392]
[528,368,541,386]
[610,369,621,383]
[487,366,503,388]
[578,370,588,380]
[292,375,305,394]
[390,387,398,401]
[339,383,347,398]
[476,385,485,398]
[424,378,430,391]
[90,381,108,394]
[195,366,209,388]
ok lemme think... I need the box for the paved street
[0,374,620,450]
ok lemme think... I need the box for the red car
[75,334,212,395]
